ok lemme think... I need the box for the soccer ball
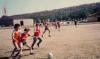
[48,52,53,59]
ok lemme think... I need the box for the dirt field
[0,23,100,59]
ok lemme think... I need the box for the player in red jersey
[31,23,42,50]
[21,28,33,54]
[11,24,22,57]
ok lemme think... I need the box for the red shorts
[14,39,20,44]
[13,39,21,48]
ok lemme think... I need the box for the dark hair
[24,28,30,31]
[36,23,39,26]
[14,24,20,29]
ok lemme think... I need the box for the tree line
[10,2,100,22]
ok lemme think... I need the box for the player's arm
[12,32,15,41]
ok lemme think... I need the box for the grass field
[0,23,100,59]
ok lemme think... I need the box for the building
[13,19,34,27]
[87,12,100,22]
[0,16,34,27]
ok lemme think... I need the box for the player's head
[36,23,39,26]
[24,28,30,32]
[14,24,20,30]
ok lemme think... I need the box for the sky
[0,0,100,17]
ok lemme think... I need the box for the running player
[54,21,57,29]
[31,23,42,50]
[11,24,22,57]
[21,28,33,54]
[42,20,51,37]
[57,21,61,31]
[74,20,77,28]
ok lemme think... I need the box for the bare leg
[75,24,77,28]
[31,37,37,50]
[37,37,42,47]
[42,30,46,37]
[11,45,21,57]
[25,44,33,54]
[48,29,51,37]
[19,42,23,56]
[14,49,21,57]
[11,48,17,57]
[11,41,18,57]
[48,29,50,35]
[58,26,60,31]
[25,44,31,49]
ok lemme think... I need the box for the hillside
[10,2,100,21]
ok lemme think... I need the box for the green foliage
[27,3,100,21]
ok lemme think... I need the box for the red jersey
[12,30,21,44]
[21,32,30,42]
[34,26,41,37]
